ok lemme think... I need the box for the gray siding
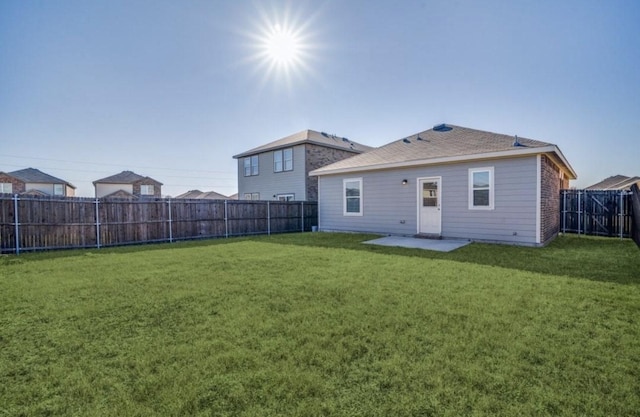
[318,156,539,245]
[237,145,307,200]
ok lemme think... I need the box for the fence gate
[561,190,633,238]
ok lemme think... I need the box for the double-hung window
[274,148,293,172]
[469,167,494,210]
[140,185,154,195]
[0,183,12,194]
[244,156,259,176]
[343,178,363,216]
[53,184,64,196]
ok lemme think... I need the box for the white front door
[418,177,441,235]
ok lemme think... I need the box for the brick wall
[305,144,361,201]
[540,155,562,244]
[0,173,25,194]
[133,180,162,198]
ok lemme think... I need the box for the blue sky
[1,0,639,197]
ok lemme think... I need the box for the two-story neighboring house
[93,171,163,199]
[0,168,76,196]
[233,129,372,201]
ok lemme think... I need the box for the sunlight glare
[265,24,300,66]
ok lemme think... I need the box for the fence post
[562,190,566,234]
[168,198,173,243]
[224,199,229,238]
[619,191,624,239]
[301,201,304,231]
[13,194,20,255]
[95,198,101,249]
[577,191,582,235]
[267,201,271,236]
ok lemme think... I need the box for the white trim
[468,167,494,210]
[343,178,363,216]
[310,145,577,180]
[416,177,442,235]
[536,155,541,244]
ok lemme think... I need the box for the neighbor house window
[244,156,259,176]
[53,184,64,195]
[343,178,363,216]
[274,148,293,172]
[0,183,12,194]
[469,167,494,210]
[243,193,260,200]
[276,194,295,201]
[140,185,154,195]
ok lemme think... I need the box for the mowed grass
[1,234,639,416]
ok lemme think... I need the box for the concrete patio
[363,236,471,252]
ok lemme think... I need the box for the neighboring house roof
[228,193,238,200]
[93,170,163,185]
[101,189,138,199]
[310,124,577,179]
[233,129,373,159]
[174,190,230,199]
[585,175,640,191]
[9,167,76,189]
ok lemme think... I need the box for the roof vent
[321,132,329,138]
[342,137,349,142]
[433,124,452,132]
[416,135,428,142]
[403,138,411,144]
[513,135,527,147]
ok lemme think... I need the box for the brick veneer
[304,144,362,201]
[132,180,162,198]
[0,173,25,194]
[540,155,565,244]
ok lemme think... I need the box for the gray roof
[233,129,373,159]
[311,124,577,179]
[174,190,230,199]
[586,175,640,190]
[9,168,76,188]
[93,170,163,185]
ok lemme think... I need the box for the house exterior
[233,129,372,201]
[174,190,230,199]
[585,175,640,191]
[93,171,162,199]
[0,168,76,196]
[310,124,577,246]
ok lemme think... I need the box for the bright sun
[264,24,301,67]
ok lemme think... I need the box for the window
[53,184,64,195]
[343,178,363,216]
[0,183,12,194]
[244,156,259,176]
[469,167,494,210]
[140,185,154,195]
[274,148,293,172]
[277,194,295,201]
[243,192,260,200]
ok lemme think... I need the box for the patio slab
[363,236,471,252]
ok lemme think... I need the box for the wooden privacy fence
[560,189,634,238]
[0,195,318,254]
[631,184,640,248]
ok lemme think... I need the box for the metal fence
[0,195,318,254]
[630,184,640,248]
[560,189,633,238]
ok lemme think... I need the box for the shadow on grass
[3,232,639,285]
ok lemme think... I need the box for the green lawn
[1,233,639,416]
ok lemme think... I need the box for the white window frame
[0,183,12,194]
[274,148,293,173]
[276,193,295,201]
[244,156,259,176]
[243,193,252,200]
[468,167,494,210]
[343,178,363,216]
[53,184,64,196]
[243,192,260,200]
[140,184,154,195]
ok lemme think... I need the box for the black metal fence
[560,189,633,238]
[0,195,318,254]
[630,184,640,248]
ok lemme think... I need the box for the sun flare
[264,24,301,67]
